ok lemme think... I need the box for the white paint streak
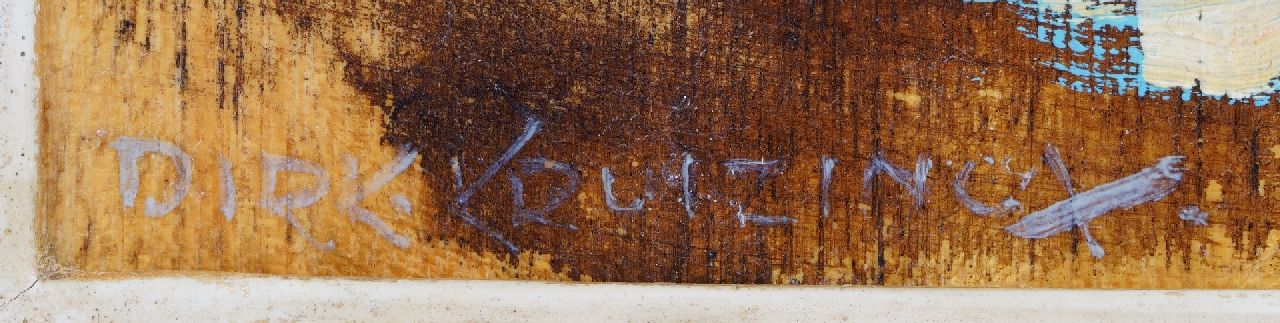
[820,156,836,218]
[732,202,797,227]
[682,152,697,219]
[1007,156,1186,258]
[1179,205,1209,226]
[219,157,235,221]
[1043,144,1076,196]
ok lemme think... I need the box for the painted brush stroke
[965,0,1280,106]
[1006,156,1186,259]
[953,160,1023,217]
[1179,205,1209,226]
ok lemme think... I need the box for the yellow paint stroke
[888,90,921,107]
[1206,180,1225,203]
[977,89,1004,100]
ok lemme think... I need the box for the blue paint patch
[1254,96,1271,107]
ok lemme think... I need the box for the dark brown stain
[264,0,1280,284]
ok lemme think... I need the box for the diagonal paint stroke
[1006,155,1186,258]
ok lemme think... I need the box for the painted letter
[682,152,697,219]
[953,161,1023,216]
[339,147,418,249]
[450,114,541,254]
[1007,155,1186,259]
[1039,143,1098,256]
[260,152,334,250]
[722,159,796,227]
[507,158,580,230]
[862,152,933,209]
[601,167,652,212]
[109,137,193,218]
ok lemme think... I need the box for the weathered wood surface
[35,0,1280,287]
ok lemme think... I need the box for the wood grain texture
[35,0,1280,287]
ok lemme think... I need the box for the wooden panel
[36,0,1280,287]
